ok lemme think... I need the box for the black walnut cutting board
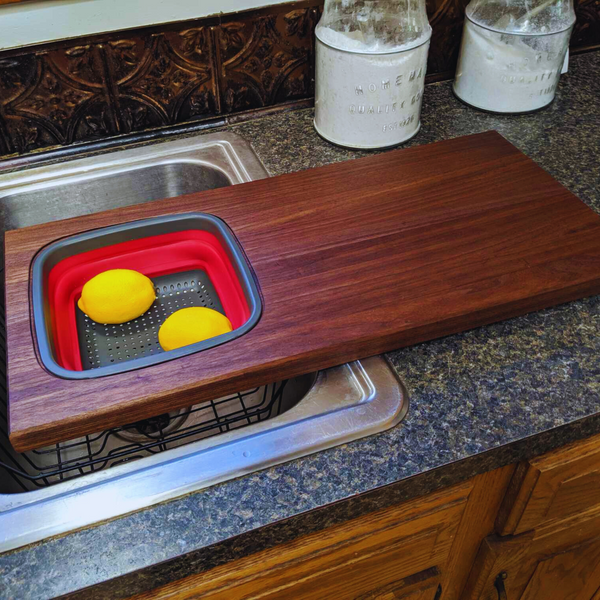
[7,131,600,451]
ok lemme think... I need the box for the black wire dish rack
[0,269,291,493]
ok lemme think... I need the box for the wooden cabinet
[496,434,600,536]
[462,524,600,599]
[464,432,600,600]
[132,480,472,600]
[130,433,600,600]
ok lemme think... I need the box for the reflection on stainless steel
[1,375,317,489]
[0,132,268,244]
[0,357,407,552]
[0,133,409,552]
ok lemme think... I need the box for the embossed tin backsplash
[0,0,597,158]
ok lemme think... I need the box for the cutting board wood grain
[7,131,600,451]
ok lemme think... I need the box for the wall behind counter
[0,0,597,159]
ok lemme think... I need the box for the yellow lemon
[158,307,232,352]
[77,269,156,324]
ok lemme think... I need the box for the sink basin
[0,133,408,552]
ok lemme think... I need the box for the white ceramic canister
[314,0,432,149]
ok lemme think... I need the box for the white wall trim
[0,0,300,51]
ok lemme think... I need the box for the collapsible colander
[31,213,262,379]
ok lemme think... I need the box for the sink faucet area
[0,0,598,596]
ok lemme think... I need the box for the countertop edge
[60,410,600,600]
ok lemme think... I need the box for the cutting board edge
[9,271,600,453]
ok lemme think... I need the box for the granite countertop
[1,50,599,600]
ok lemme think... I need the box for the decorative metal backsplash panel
[0,0,597,158]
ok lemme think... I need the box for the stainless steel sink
[0,133,408,552]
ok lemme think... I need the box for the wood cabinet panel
[464,505,600,600]
[404,589,439,600]
[130,480,472,600]
[393,582,440,600]
[461,531,535,600]
[440,465,516,600]
[348,566,441,600]
[464,534,600,600]
[519,538,600,600]
[497,433,600,535]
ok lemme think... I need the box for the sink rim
[0,131,268,194]
[0,356,407,553]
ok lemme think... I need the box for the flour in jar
[316,26,425,53]
[453,18,570,113]
[314,27,431,148]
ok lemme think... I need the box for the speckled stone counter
[1,51,599,600]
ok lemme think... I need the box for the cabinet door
[351,568,441,600]
[497,433,600,535]
[392,581,440,600]
[130,481,471,600]
[463,510,600,600]
[518,538,600,600]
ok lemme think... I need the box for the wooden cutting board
[7,131,600,452]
